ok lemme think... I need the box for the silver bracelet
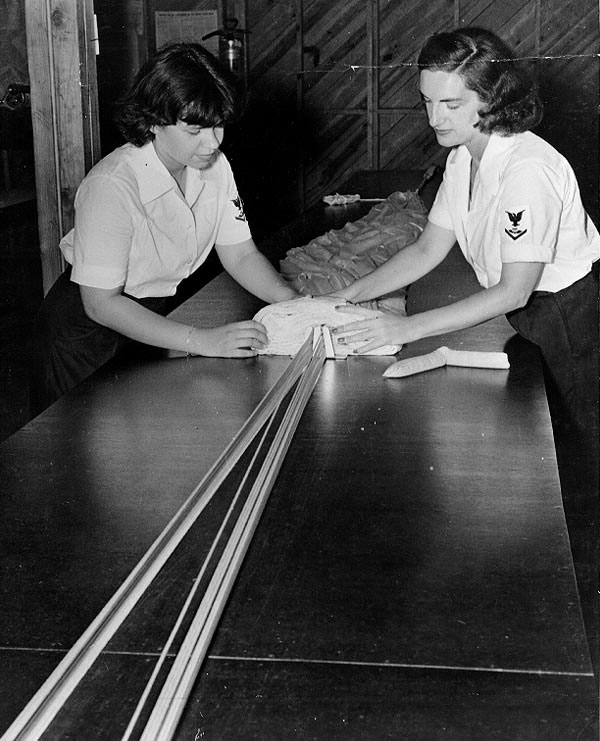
[186,325,195,357]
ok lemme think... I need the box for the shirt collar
[480,135,525,201]
[470,133,520,188]
[445,133,520,203]
[480,131,518,162]
[129,141,178,204]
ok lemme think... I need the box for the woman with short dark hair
[334,27,599,502]
[115,42,238,146]
[33,43,298,411]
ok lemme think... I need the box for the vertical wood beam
[295,0,306,212]
[25,0,100,294]
[366,0,379,169]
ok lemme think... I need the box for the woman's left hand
[332,309,416,353]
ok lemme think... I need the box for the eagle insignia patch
[504,208,528,241]
[232,195,247,222]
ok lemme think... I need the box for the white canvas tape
[383,346,509,378]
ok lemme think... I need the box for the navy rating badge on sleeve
[504,208,528,240]
[232,195,247,222]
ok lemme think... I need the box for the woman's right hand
[189,321,269,357]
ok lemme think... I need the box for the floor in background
[0,198,597,688]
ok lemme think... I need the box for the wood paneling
[378,0,454,110]
[302,0,368,110]
[242,0,599,223]
[0,1,28,90]
[537,0,599,218]
[300,0,370,203]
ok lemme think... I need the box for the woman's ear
[148,125,160,141]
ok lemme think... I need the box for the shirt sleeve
[497,160,561,263]
[427,149,460,232]
[427,179,455,231]
[69,174,134,289]
[214,156,252,246]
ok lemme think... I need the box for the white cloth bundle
[383,346,509,377]
[254,297,400,357]
[322,193,361,205]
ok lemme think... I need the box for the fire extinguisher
[203,18,249,87]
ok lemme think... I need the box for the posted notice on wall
[155,10,219,55]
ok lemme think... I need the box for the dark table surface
[0,170,596,739]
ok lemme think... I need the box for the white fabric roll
[254,297,400,357]
[444,348,510,369]
[383,346,510,377]
[382,348,447,377]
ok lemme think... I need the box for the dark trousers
[507,264,599,511]
[31,269,170,414]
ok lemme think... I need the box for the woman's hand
[332,261,545,353]
[332,310,416,353]
[189,320,269,357]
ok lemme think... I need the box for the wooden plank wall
[25,0,101,294]
[0,1,28,90]
[224,0,301,236]
[238,0,598,233]
[536,0,599,221]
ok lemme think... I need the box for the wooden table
[0,171,596,739]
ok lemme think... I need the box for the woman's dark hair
[115,43,239,146]
[417,27,542,134]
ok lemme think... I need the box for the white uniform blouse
[428,132,600,292]
[60,142,251,298]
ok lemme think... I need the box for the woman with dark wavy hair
[334,27,598,502]
[33,43,298,410]
[417,26,543,135]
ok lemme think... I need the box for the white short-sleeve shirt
[428,132,600,292]
[60,142,251,298]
